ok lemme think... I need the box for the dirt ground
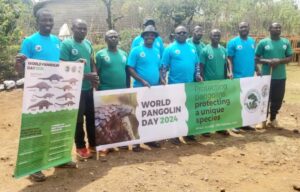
[0,65,300,192]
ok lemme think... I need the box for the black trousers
[75,89,96,148]
[268,79,286,121]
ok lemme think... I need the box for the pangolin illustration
[56,93,75,100]
[62,78,79,85]
[28,100,53,110]
[34,93,55,99]
[27,82,52,91]
[94,105,138,145]
[39,74,63,82]
[55,85,72,92]
[56,101,76,107]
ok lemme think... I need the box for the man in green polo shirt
[60,19,99,159]
[96,30,129,91]
[256,22,293,128]
[200,29,233,135]
[186,25,206,58]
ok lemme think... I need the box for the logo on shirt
[175,50,181,55]
[140,52,146,58]
[122,56,126,63]
[35,45,42,52]
[264,45,270,50]
[105,56,110,62]
[208,55,214,60]
[283,44,287,50]
[72,48,79,55]
[237,45,243,50]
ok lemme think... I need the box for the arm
[125,66,131,88]
[127,66,150,87]
[226,57,233,79]
[195,63,203,82]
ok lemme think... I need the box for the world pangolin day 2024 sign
[94,76,271,151]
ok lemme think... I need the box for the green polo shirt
[60,38,93,90]
[201,44,227,81]
[255,37,293,79]
[95,48,127,90]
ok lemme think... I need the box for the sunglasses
[176,31,187,35]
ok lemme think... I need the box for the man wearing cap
[187,25,206,58]
[131,18,164,56]
[161,25,202,144]
[256,22,293,128]
[127,25,162,150]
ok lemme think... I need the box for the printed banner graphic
[94,76,271,151]
[14,59,83,178]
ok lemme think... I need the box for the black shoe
[170,138,181,145]
[56,161,77,169]
[132,145,142,152]
[185,135,197,142]
[29,171,46,182]
[240,126,256,131]
[146,141,161,148]
[202,133,211,137]
[217,130,230,136]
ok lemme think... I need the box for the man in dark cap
[127,25,163,151]
[131,18,164,55]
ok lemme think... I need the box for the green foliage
[119,28,141,53]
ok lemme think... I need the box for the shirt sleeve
[95,52,102,72]
[20,38,32,58]
[227,39,235,57]
[60,41,70,61]
[200,48,206,65]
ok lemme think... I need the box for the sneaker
[146,141,161,148]
[185,135,197,142]
[29,171,46,182]
[256,121,267,129]
[216,130,230,136]
[76,148,92,159]
[56,161,77,169]
[268,119,280,128]
[202,133,211,137]
[231,128,241,134]
[240,126,256,131]
[170,138,181,145]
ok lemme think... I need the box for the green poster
[185,80,243,135]
[14,59,83,178]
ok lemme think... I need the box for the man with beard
[15,9,77,182]
[187,25,206,58]
[127,25,162,151]
[227,22,259,132]
[96,30,129,91]
[60,19,99,160]
[161,25,202,144]
[200,29,233,136]
[256,22,293,128]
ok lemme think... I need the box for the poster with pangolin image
[14,59,83,178]
[94,76,271,151]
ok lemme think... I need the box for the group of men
[15,8,293,182]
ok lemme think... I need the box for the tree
[101,0,124,29]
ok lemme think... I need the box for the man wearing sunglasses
[127,25,163,151]
[161,25,201,144]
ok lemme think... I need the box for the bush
[0,45,20,82]
[119,28,142,53]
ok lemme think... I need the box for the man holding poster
[15,9,77,182]
[60,19,99,159]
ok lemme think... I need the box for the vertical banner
[14,59,83,178]
[94,76,270,151]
